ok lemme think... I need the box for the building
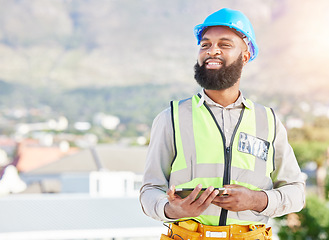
[0,144,164,239]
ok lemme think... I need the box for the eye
[200,43,210,49]
[220,43,232,48]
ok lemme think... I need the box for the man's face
[194,26,250,90]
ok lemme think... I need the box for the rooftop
[25,144,148,175]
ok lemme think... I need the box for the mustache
[203,56,226,66]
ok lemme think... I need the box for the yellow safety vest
[169,94,276,226]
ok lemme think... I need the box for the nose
[207,46,221,56]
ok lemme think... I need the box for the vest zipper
[219,108,245,226]
[223,146,231,185]
[218,146,232,226]
[198,95,245,226]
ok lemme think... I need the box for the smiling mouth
[205,59,224,69]
[207,62,223,66]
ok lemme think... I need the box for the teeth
[208,62,221,65]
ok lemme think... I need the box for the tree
[291,141,329,199]
[289,119,329,200]
[277,196,329,240]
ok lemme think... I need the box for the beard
[194,53,243,90]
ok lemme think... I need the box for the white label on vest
[206,231,227,238]
[238,132,270,161]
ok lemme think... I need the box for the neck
[204,85,240,107]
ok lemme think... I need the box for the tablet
[175,187,226,199]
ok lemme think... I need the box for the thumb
[167,185,176,200]
[222,185,238,195]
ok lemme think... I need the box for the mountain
[0,0,328,102]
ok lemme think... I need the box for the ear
[242,51,251,65]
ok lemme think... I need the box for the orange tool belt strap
[160,221,272,240]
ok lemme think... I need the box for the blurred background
[0,0,328,239]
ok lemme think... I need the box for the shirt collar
[197,89,253,109]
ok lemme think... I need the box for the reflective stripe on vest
[169,94,276,226]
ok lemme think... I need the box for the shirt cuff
[260,190,277,217]
[156,197,180,222]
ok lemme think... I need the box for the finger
[205,188,219,204]
[211,198,229,208]
[221,187,232,196]
[224,184,243,194]
[194,187,218,213]
[193,186,215,205]
[224,184,245,193]
[219,187,230,195]
[222,185,232,195]
[215,195,235,208]
[213,189,220,197]
[211,195,222,204]
[167,185,176,201]
[211,192,231,207]
[218,195,232,203]
[185,184,203,203]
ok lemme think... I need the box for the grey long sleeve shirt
[140,90,305,222]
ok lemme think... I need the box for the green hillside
[0,0,328,101]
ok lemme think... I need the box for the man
[140,8,305,239]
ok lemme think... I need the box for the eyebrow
[200,37,234,43]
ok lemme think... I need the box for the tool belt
[160,220,272,240]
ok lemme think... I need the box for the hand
[164,184,219,219]
[211,184,268,212]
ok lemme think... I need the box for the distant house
[19,144,148,196]
[16,139,79,173]
[0,144,165,239]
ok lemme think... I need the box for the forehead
[201,26,243,42]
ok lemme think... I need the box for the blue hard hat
[194,8,259,62]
